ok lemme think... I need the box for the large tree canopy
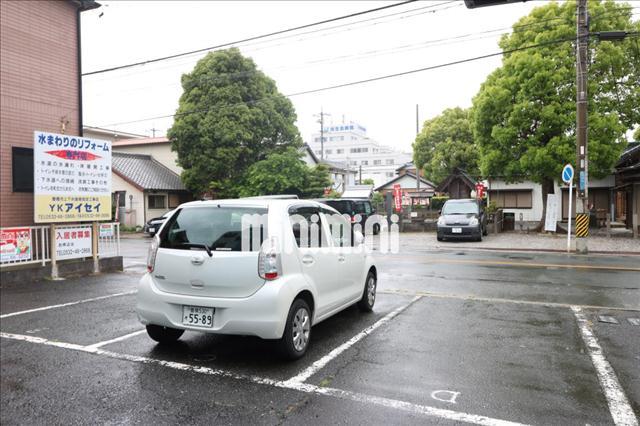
[413,107,479,184]
[472,0,639,204]
[168,48,302,197]
[239,149,331,198]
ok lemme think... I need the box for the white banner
[544,194,558,232]
[55,227,92,260]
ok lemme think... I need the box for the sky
[81,1,564,152]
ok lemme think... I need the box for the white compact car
[136,199,377,359]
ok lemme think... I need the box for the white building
[307,118,412,187]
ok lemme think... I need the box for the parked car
[144,209,175,237]
[315,198,380,234]
[136,199,377,360]
[437,199,487,242]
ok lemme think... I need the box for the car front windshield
[442,202,478,215]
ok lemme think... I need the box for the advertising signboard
[0,228,32,263]
[34,131,112,223]
[99,223,114,238]
[544,194,558,232]
[55,227,92,260]
[393,184,402,212]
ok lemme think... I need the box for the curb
[433,246,640,256]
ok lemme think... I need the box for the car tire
[477,227,483,242]
[482,225,488,236]
[373,223,380,235]
[146,324,184,344]
[437,235,443,242]
[357,271,377,312]
[279,298,312,360]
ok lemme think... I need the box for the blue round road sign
[562,164,574,183]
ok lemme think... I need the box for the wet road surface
[1,238,638,425]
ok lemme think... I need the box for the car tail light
[258,237,281,281]
[147,235,159,273]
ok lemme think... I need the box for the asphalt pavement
[1,234,638,425]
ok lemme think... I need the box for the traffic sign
[562,164,574,183]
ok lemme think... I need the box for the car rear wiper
[178,243,212,257]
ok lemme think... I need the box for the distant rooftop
[112,152,185,191]
[112,137,170,147]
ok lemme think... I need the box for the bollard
[606,213,611,238]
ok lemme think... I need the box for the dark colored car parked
[314,198,380,235]
[437,199,487,241]
[144,209,175,237]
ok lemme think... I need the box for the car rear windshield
[442,202,478,215]
[323,200,353,214]
[159,206,268,252]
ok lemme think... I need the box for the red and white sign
[0,228,32,263]
[55,227,92,260]
[475,183,486,199]
[393,184,402,212]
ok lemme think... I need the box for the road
[1,235,638,425]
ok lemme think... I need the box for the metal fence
[1,223,120,268]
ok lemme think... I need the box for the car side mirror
[354,230,364,246]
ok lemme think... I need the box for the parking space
[2,244,639,425]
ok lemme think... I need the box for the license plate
[452,227,462,234]
[182,305,214,327]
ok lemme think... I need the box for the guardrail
[1,223,120,268]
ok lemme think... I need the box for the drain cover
[598,315,619,324]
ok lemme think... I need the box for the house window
[386,159,395,165]
[336,149,344,154]
[374,160,382,165]
[386,172,394,177]
[325,149,332,155]
[12,147,34,192]
[148,194,167,209]
[361,160,368,165]
[349,147,368,153]
[350,161,358,165]
[488,190,532,208]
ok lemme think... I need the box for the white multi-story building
[308,118,412,188]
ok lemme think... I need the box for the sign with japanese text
[34,131,112,223]
[0,228,32,263]
[55,227,92,260]
[475,183,485,199]
[393,184,402,212]
[99,223,114,238]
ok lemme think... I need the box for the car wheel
[437,235,443,242]
[373,223,380,235]
[482,225,488,236]
[477,227,483,242]
[357,271,376,312]
[146,324,184,344]
[279,298,312,360]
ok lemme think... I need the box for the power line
[83,0,423,76]
[96,35,576,129]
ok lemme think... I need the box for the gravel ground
[396,231,640,254]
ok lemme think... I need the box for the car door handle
[190,256,205,265]
[302,255,315,265]
[338,255,346,262]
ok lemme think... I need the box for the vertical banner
[393,184,402,212]
[544,194,558,232]
[34,131,112,223]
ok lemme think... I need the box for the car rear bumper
[136,273,298,339]
[437,225,481,240]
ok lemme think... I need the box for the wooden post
[606,213,611,238]
[92,221,99,273]
[50,223,58,279]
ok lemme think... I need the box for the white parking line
[571,306,639,426]
[0,330,528,426]
[0,290,137,319]
[86,329,146,349]
[285,295,422,385]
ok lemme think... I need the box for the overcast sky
[82,1,566,151]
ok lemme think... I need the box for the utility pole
[575,0,589,253]
[415,104,420,194]
[314,108,330,161]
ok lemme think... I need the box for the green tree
[634,127,640,141]
[239,149,330,198]
[168,48,302,197]
[472,0,639,228]
[361,178,375,185]
[413,107,479,184]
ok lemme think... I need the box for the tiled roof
[112,152,186,191]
